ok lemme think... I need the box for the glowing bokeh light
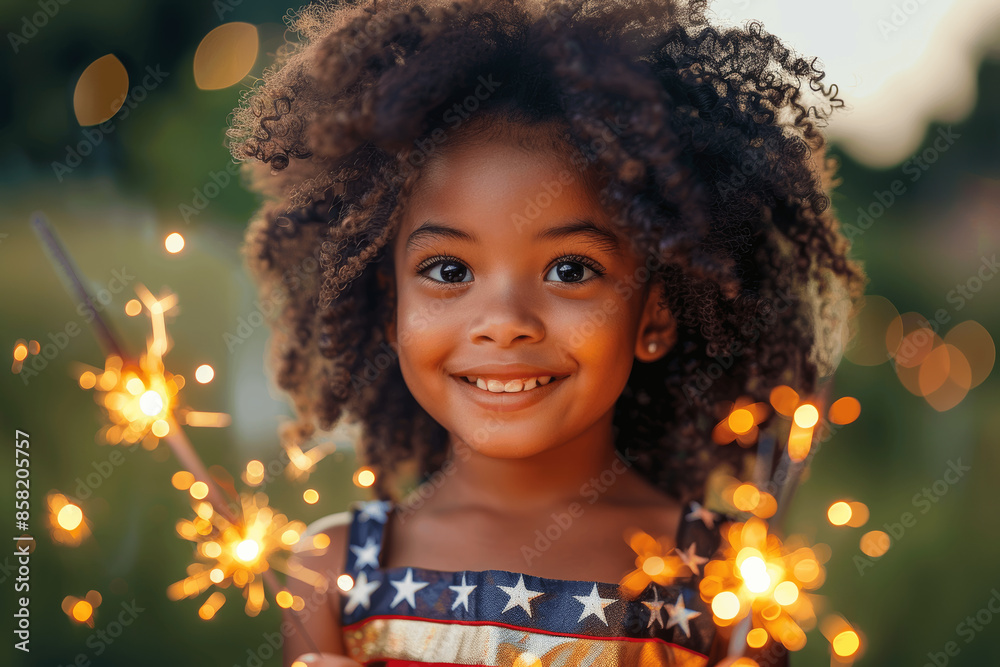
[733,484,761,512]
[139,390,164,416]
[125,299,142,316]
[193,22,259,90]
[768,385,799,416]
[235,539,261,563]
[172,470,195,490]
[165,233,185,254]
[792,404,818,429]
[712,591,741,620]
[57,504,84,531]
[72,600,94,622]
[773,580,799,605]
[923,343,973,411]
[355,468,376,487]
[860,530,891,558]
[832,629,861,657]
[828,396,861,425]
[642,556,665,576]
[792,558,820,584]
[845,501,870,528]
[739,556,771,593]
[79,371,96,389]
[944,320,995,388]
[195,364,215,383]
[73,54,128,125]
[827,501,852,526]
[747,627,768,648]
[728,408,755,434]
[893,320,937,369]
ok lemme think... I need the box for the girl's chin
[451,432,557,460]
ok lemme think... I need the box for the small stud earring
[647,341,658,353]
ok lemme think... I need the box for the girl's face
[387,128,674,460]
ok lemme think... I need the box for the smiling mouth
[458,375,571,394]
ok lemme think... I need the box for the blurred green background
[1,0,998,665]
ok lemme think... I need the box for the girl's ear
[634,281,676,363]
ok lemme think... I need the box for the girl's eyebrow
[405,218,623,256]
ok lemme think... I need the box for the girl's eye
[418,256,472,284]
[415,254,605,286]
[544,258,602,283]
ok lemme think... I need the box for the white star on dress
[685,501,718,529]
[358,501,388,523]
[675,542,709,576]
[573,583,617,626]
[448,573,477,612]
[350,537,381,569]
[642,587,665,632]
[665,593,702,638]
[497,574,545,618]
[343,570,381,614]
[389,567,429,609]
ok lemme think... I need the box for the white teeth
[503,379,524,392]
[465,375,558,393]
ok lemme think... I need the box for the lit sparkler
[167,490,329,619]
[700,516,826,652]
[703,378,864,661]
[31,215,321,652]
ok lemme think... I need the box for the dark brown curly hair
[227,0,868,504]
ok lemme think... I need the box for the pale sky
[708,0,1000,167]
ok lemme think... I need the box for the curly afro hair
[227,0,868,504]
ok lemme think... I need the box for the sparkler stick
[32,217,321,655]
[30,213,127,361]
[770,379,835,531]
[163,413,242,525]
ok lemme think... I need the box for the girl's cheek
[402,294,455,336]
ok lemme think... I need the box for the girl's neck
[434,413,632,516]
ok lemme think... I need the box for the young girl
[227,0,866,664]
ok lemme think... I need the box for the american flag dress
[339,498,729,666]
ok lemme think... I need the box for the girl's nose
[465,279,545,347]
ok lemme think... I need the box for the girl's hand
[291,652,365,667]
